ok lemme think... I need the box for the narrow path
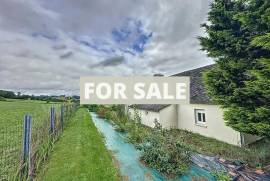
[37,108,119,181]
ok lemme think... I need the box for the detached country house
[128,65,260,147]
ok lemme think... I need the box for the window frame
[194,109,206,125]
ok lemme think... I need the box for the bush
[94,106,192,176]
[96,107,108,119]
[113,114,127,133]
[212,171,230,181]
[88,105,99,112]
[137,122,191,176]
[126,123,149,144]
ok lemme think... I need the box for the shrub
[113,115,127,132]
[126,123,149,144]
[88,105,99,112]
[138,122,191,176]
[212,171,230,181]
[96,107,108,119]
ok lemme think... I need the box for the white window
[195,109,206,124]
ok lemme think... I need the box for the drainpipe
[240,133,245,147]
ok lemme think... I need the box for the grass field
[0,99,61,179]
[37,108,119,181]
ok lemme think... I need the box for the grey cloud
[53,44,67,50]
[93,56,125,67]
[59,51,73,59]
[0,0,58,35]
[39,0,141,36]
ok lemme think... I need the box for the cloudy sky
[0,0,213,95]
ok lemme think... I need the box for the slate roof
[129,104,170,112]
[172,64,214,104]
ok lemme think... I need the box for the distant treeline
[0,89,80,103]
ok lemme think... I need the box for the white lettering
[114,83,127,99]
[163,83,174,99]
[176,83,186,100]
[146,83,161,99]
[134,83,145,99]
[96,83,111,99]
[85,83,95,99]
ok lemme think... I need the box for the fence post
[60,105,64,130]
[50,107,55,134]
[21,114,32,180]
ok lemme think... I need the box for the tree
[199,0,270,137]
[0,90,16,98]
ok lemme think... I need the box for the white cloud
[0,0,213,95]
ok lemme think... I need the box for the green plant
[199,0,270,137]
[96,107,107,119]
[126,123,148,144]
[212,171,230,181]
[113,114,128,132]
[133,108,141,124]
[137,122,191,176]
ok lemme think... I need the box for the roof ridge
[170,64,214,77]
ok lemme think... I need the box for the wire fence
[0,103,78,180]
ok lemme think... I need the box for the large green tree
[199,0,270,137]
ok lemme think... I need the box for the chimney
[153,73,164,77]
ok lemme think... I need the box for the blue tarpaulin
[90,112,216,181]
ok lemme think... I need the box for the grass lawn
[0,99,61,179]
[37,108,119,181]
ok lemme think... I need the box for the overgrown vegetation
[199,0,270,137]
[170,129,270,169]
[138,121,192,176]
[91,105,270,173]
[212,171,230,181]
[95,105,149,143]
[93,105,192,176]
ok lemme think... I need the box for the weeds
[137,121,192,176]
[92,105,270,174]
[212,171,230,181]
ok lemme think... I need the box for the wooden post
[50,107,55,133]
[60,105,64,130]
[21,114,32,180]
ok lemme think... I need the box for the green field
[0,99,61,179]
[37,108,119,181]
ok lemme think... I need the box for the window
[195,109,206,124]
